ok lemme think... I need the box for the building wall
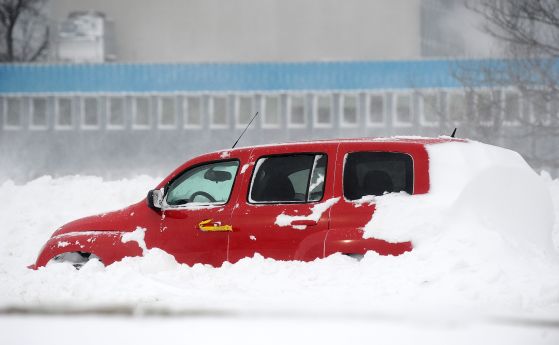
[49,0,422,63]
[1,60,551,181]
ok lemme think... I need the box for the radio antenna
[450,127,457,138]
[232,112,259,149]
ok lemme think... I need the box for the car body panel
[150,148,253,266]
[33,138,459,269]
[228,142,339,263]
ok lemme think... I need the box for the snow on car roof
[210,136,465,156]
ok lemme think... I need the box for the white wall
[49,0,422,63]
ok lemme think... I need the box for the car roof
[212,136,465,155]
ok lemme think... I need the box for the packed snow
[1,141,559,343]
[274,197,339,229]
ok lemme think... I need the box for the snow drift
[0,140,558,318]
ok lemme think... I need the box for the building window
[30,97,48,130]
[263,94,280,128]
[210,95,228,128]
[4,97,23,129]
[420,92,440,126]
[158,96,177,129]
[367,94,384,126]
[236,95,253,128]
[340,94,358,127]
[476,90,499,126]
[81,97,100,129]
[133,96,150,129]
[55,97,73,130]
[288,94,306,128]
[107,96,125,129]
[529,92,550,125]
[314,94,333,128]
[394,93,413,126]
[184,95,202,129]
[503,90,521,125]
[448,91,467,123]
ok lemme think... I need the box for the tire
[49,252,102,269]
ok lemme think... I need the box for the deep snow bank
[365,141,556,256]
[0,142,559,316]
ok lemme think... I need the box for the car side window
[166,160,239,206]
[249,154,327,203]
[343,152,413,200]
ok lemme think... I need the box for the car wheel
[343,253,364,261]
[49,252,102,269]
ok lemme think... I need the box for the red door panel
[146,149,253,267]
[228,143,340,263]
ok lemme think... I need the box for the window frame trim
[247,152,328,205]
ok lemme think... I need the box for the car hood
[51,201,147,237]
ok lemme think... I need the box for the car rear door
[228,143,339,263]
[326,142,429,257]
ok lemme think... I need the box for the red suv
[32,138,445,269]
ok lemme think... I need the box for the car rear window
[343,152,413,200]
[249,154,327,203]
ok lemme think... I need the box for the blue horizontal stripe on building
[0,59,490,94]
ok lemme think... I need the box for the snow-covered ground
[1,142,559,344]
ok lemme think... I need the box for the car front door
[150,153,246,267]
[228,143,339,263]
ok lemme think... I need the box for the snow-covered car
[31,137,553,268]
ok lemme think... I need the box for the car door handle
[290,219,318,226]
[198,219,233,232]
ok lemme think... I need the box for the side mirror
[147,189,163,211]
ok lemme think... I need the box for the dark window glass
[32,98,48,128]
[250,154,326,203]
[344,152,413,200]
[369,94,384,123]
